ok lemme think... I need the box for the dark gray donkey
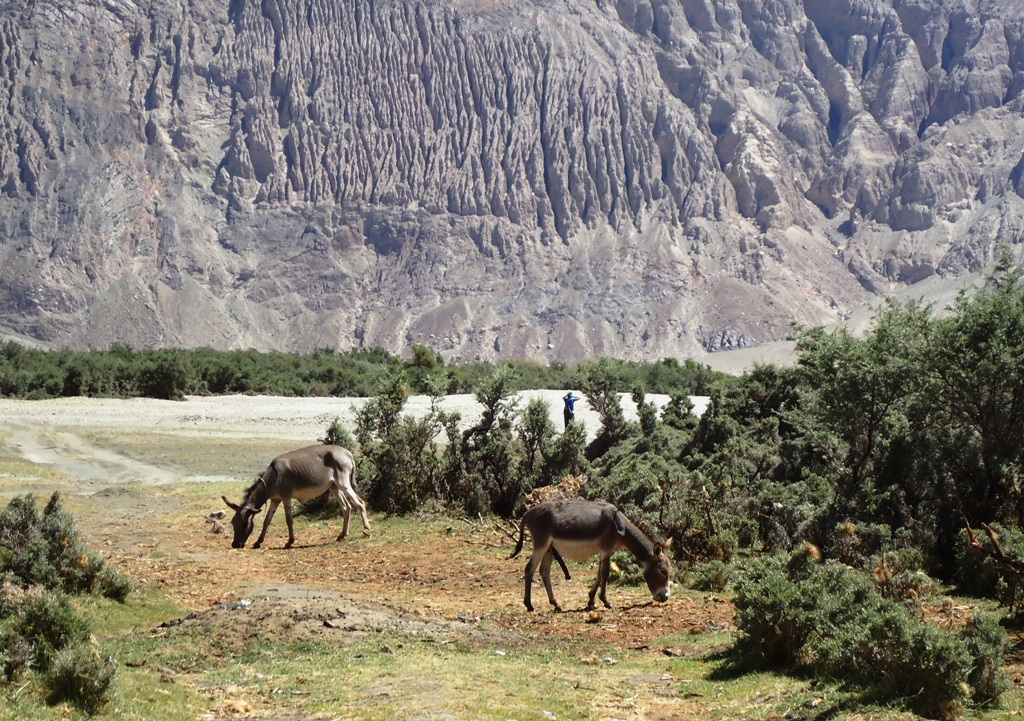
[509,498,672,612]
[222,444,371,549]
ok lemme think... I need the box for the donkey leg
[341,485,372,537]
[598,556,613,609]
[283,499,296,549]
[587,556,611,610]
[540,551,562,612]
[253,500,280,549]
[523,547,547,612]
[331,488,352,540]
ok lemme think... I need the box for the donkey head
[221,495,258,549]
[642,538,673,603]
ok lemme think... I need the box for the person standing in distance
[563,391,579,428]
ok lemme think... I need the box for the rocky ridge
[1,0,1023,362]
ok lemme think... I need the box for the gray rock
[0,0,1022,362]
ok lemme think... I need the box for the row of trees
[6,259,1021,574]
[0,341,718,401]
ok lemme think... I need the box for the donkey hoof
[553,605,563,613]
[335,533,347,541]
[284,541,294,549]
[252,542,262,550]
[362,529,372,537]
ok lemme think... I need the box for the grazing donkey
[509,499,672,612]
[222,444,371,549]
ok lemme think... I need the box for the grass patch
[75,431,298,479]
[0,458,67,497]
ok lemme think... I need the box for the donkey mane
[241,475,266,506]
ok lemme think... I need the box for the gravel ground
[0,390,708,445]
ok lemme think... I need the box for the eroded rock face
[1,0,1023,362]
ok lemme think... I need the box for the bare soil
[79,485,735,654]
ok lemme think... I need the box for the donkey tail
[508,517,527,560]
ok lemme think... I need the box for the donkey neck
[619,517,657,561]
[246,477,271,510]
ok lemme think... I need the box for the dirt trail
[6,422,175,484]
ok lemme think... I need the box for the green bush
[0,615,33,681]
[0,581,91,681]
[0,494,126,710]
[0,493,131,597]
[961,612,1010,706]
[688,559,733,591]
[44,642,117,713]
[20,585,90,670]
[733,548,1007,719]
[953,523,1024,601]
[356,373,450,514]
[96,564,134,602]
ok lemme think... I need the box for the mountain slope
[1,0,1022,362]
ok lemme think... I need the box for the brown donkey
[509,498,672,612]
[222,444,371,549]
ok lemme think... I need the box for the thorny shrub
[733,547,1007,720]
[44,642,117,714]
[0,492,133,599]
[0,493,129,712]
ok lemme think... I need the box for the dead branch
[963,518,1024,577]
[204,514,226,534]
[462,537,510,550]
[492,517,519,543]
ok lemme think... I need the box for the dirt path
[6,422,176,484]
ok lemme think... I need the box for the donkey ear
[222,496,242,512]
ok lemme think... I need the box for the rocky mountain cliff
[1,0,1023,363]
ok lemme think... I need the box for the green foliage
[137,353,194,400]
[96,563,135,602]
[687,559,733,591]
[0,493,130,595]
[516,398,556,487]
[43,642,117,713]
[0,614,33,681]
[0,494,127,709]
[0,581,90,682]
[20,585,90,670]
[445,367,524,516]
[318,416,357,448]
[579,358,637,458]
[733,549,1008,719]
[356,373,452,513]
[0,343,720,400]
[540,420,590,486]
[960,612,1011,705]
[953,523,1024,624]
